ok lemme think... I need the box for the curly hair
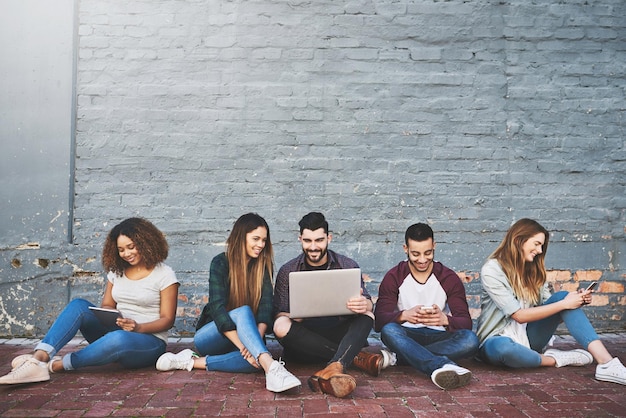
[102,218,169,275]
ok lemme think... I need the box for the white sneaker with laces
[380,349,397,369]
[12,354,61,370]
[431,363,472,390]
[265,360,301,393]
[156,349,198,371]
[11,354,34,369]
[544,348,593,368]
[0,358,50,384]
[595,357,626,385]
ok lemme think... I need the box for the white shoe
[11,354,33,369]
[595,357,626,385]
[156,349,198,371]
[380,349,397,369]
[431,363,472,390]
[11,354,61,372]
[544,348,593,368]
[265,360,301,393]
[0,358,50,385]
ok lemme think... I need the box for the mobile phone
[585,282,598,292]
[420,306,433,313]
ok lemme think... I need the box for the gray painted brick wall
[1,0,624,337]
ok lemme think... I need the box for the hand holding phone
[420,305,434,314]
[582,282,597,305]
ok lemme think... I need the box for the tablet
[89,306,122,327]
[288,268,361,318]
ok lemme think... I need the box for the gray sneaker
[0,358,50,385]
[265,360,301,393]
[431,364,472,390]
[544,349,593,368]
[595,357,626,385]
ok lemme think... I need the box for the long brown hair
[102,217,169,275]
[226,213,274,313]
[490,218,549,305]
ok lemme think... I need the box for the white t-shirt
[108,263,179,342]
[397,272,450,331]
[499,300,531,348]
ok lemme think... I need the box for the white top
[108,263,179,342]
[397,272,450,331]
[476,258,551,345]
[499,300,531,348]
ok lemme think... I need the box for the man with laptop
[374,222,479,390]
[273,212,394,398]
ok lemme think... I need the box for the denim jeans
[479,291,600,368]
[381,323,479,375]
[36,298,166,370]
[277,314,373,370]
[193,305,270,373]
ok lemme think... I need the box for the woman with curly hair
[156,213,301,393]
[0,218,179,385]
[476,218,625,385]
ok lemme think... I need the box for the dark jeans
[277,315,373,370]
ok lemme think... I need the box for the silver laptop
[288,268,362,318]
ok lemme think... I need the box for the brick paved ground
[0,334,624,417]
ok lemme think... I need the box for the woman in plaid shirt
[156,213,301,393]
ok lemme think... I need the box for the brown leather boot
[307,361,356,398]
[352,351,384,377]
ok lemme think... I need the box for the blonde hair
[490,218,549,305]
[225,213,274,313]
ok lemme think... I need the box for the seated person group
[1,213,624,395]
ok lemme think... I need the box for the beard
[304,247,328,264]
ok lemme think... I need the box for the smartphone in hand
[585,282,598,292]
[420,305,434,314]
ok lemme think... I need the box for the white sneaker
[380,349,397,369]
[0,358,50,384]
[156,349,198,371]
[595,357,626,385]
[11,354,33,369]
[431,363,472,390]
[11,354,61,371]
[265,360,301,393]
[544,348,593,368]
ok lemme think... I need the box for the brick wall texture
[1,0,624,337]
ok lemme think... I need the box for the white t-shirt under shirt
[397,272,451,331]
[499,300,531,348]
[108,263,179,342]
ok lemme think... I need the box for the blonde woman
[476,218,625,385]
[156,213,301,393]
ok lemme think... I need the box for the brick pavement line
[0,334,624,417]
[1,333,622,349]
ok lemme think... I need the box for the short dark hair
[298,212,329,234]
[405,223,434,245]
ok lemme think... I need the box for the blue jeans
[479,291,600,368]
[193,305,270,373]
[36,298,166,370]
[381,322,479,375]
